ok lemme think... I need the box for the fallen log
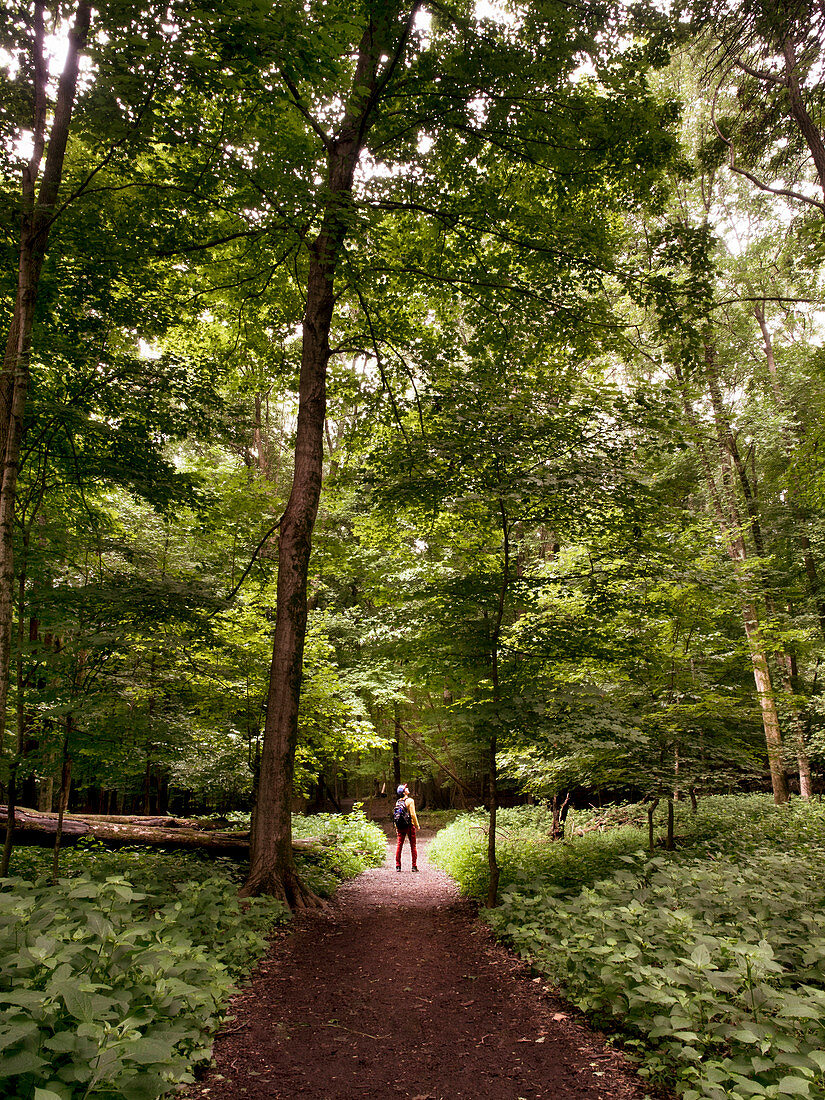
[13,809,209,829]
[0,807,321,857]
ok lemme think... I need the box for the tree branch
[278,69,331,150]
[216,516,284,608]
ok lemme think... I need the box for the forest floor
[182,830,652,1100]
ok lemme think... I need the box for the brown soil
[183,831,651,1100]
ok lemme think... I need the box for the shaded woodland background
[1,0,824,832]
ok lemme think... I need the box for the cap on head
[396,784,408,797]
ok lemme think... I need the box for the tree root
[239,865,327,911]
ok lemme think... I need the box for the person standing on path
[394,783,420,872]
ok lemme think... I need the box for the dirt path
[185,833,649,1100]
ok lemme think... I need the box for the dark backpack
[392,797,412,829]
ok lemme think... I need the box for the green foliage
[434,795,825,1100]
[428,803,647,899]
[292,806,387,897]
[416,808,471,830]
[0,869,286,1099]
[0,809,385,1098]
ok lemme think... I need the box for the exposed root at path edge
[239,866,327,911]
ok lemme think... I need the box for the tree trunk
[676,359,789,803]
[38,774,53,813]
[1,545,31,873]
[781,37,825,201]
[741,604,788,802]
[486,734,499,909]
[673,743,680,801]
[551,792,571,840]
[241,222,338,905]
[0,2,92,751]
[647,798,659,851]
[0,764,17,875]
[241,7,417,904]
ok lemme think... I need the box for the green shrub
[416,808,474,830]
[292,805,387,896]
[0,807,386,1098]
[433,795,825,1100]
[0,871,286,1100]
[428,804,646,898]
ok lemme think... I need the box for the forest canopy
[0,0,824,901]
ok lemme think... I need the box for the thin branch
[711,295,825,310]
[352,284,410,442]
[734,58,786,86]
[278,69,331,150]
[38,64,165,237]
[710,71,825,213]
[156,227,268,257]
[215,516,284,608]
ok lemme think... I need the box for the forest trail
[184,833,649,1100]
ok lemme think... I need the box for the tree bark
[749,305,814,796]
[1,804,321,857]
[741,602,789,802]
[781,36,825,201]
[240,201,342,905]
[242,6,418,904]
[0,1,92,753]
[677,359,789,802]
[647,798,659,851]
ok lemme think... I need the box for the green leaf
[120,1072,174,1100]
[0,1021,40,1051]
[126,1035,178,1065]
[689,944,712,967]
[61,986,95,1023]
[777,1078,812,1096]
[0,1048,47,1077]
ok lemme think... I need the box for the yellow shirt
[404,795,420,831]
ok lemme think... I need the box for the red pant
[395,826,417,868]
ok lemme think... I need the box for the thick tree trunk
[240,218,338,906]
[781,38,825,201]
[742,605,788,802]
[241,7,417,904]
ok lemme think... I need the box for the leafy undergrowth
[292,806,387,895]
[0,807,385,1099]
[430,795,825,1100]
[428,801,647,898]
